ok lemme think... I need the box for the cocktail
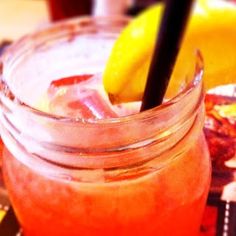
[0,12,210,236]
[46,0,93,21]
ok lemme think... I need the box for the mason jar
[0,16,210,236]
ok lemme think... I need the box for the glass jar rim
[0,15,204,127]
[0,16,205,169]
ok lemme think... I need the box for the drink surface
[39,73,140,120]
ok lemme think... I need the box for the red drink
[47,0,93,21]
[0,17,210,235]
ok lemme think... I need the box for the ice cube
[47,74,118,120]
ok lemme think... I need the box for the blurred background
[0,0,158,41]
[0,0,48,40]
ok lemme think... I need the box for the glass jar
[0,17,211,236]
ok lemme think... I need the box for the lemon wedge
[103,0,236,103]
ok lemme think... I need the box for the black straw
[140,0,195,111]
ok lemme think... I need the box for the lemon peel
[103,3,164,103]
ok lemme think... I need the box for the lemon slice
[103,4,163,103]
[103,0,236,103]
